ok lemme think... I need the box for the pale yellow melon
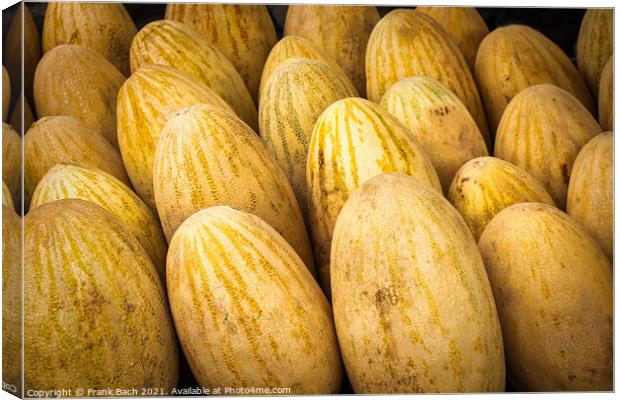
[576,9,613,98]
[2,123,20,201]
[2,181,14,211]
[598,56,613,131]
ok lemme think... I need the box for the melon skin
[598,57,613,131]
[116,64,234,210]
[494,84,601,209]
[3,206,21,396]
[307,97,441,294]
[130,19,258,131]
[165,4,277,101]
[30,163,168,281]
[153,103,314,272]
[448,156,556,241]
[259,58,358,220]
[3,123,21,203]
[475,25,594,133]
[284,5,380,97]
[24,199,179,392]
[33,44,125,148]
[42,2,137,76]
[567,132,613,259]
[331,173,505,393]
[167,206,341,393]
[380,76,489,191]
[2,181,14,211]
[2,66,10,122]
[365,9,490,142]
[478,203,612,391]
[576,9,613,98]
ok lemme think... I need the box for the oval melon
[33,44,125,148]
[130,19,257,131]
[475,25,594,133]
[380,76,489,190]
[366,9,489,141]
[116,64,233,210]
[2,181,14,211]
[478,203,612,391]
[3,66,10,122]
[448,156,556,241]
[3,123,20,201]
[42,2,137,76]
[307,97,441,294]
[576,9,613,98]
[567,132,613,259]
[598,56,613,131]
[30,163,167,280]
[24,199,179,392]
[3,206,21,396]
[165,4,277,100]
[284,5,380,97]
[331,172,505,393]
[167,206,341,393]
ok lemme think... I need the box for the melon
[380,76,489,191]
[567,132,613,259]
[365,9,489,140]
[116,64,233,210]
[2,181,14,211]
[24,199,179,392]
[307,97,441,294]
[494,84,601,209]
[448,156,556,241]
[33,44,125,148]
[475,25,594,133]
[42,2,137,76]
[598,56,613,131]
[478,203,612,391]
[30,163,167,280]
[165,4,277,100]
[3,123,20,201]
[130,19,257,131]
[284,5,380,97]
[167,206,341,393]
[576,9,613,98]
[331,172,505,393]
[3,66,10,122]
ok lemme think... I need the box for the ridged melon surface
[448,157,556,241]
[567,132,613,258]
[24,199,179,392]
[167,206,341,393]
[307,97,441,293]
[153,104,314,271]
[116,64,233,210]
[598,56,613,131]
[259,58,357,219]
[33,44,125,148]
[380,76,489,190]
[165,4,277,100]
[30,163,168,280]
[494,84,601,209]
[331,173,505,393]
[42,3,137,76]
[130,20,258,131]
[2,66,9,122]
[576,9,613,98]
[2,181,14,211]
[478,203,612,391]
[475,25,594,133]
[2,123,20,201]
[366,9,489,140]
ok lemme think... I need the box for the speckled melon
[576,9,613,98]
[3,123,20,201]
[598,56,613,131]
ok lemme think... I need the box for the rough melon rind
[576,9,613,98]
[598,56,613,131]
[3,206,21,396]
[2,123,21,202]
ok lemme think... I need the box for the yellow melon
[576,9,613,98]
[598,56,613,131]
[2,66,10,122]
[2,123,20,201]
[2,181,14,211]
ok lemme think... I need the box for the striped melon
[331,173,505,393]
[24,199,179,392]
[33,44,125,148]
[567,132,613,259]
[365,9,489,140]
[494,84,601,209]
[599,56,613,131]
[307,97,441,294]
[30,163,167,280]
[167,206,341,393]
[416,7,489,71]
[165,4,277,100]
[130,20,258,131]
[153,103,314,271]
[284,5,380,97]
[478,203,612,391]
[576,9,613,98]
[259,58,358,219]
[2,181,14,211]
[42,2,137,76]
[3,123,20,201]
[475,25,594,133]
[448,157,556,241]
[259,35,349,99]
[24,116,129,206]
[116,64,233,210]
[380,76,489,191]
[3,66,9,122]
[3,206,21,396]
[10,94,35,134]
